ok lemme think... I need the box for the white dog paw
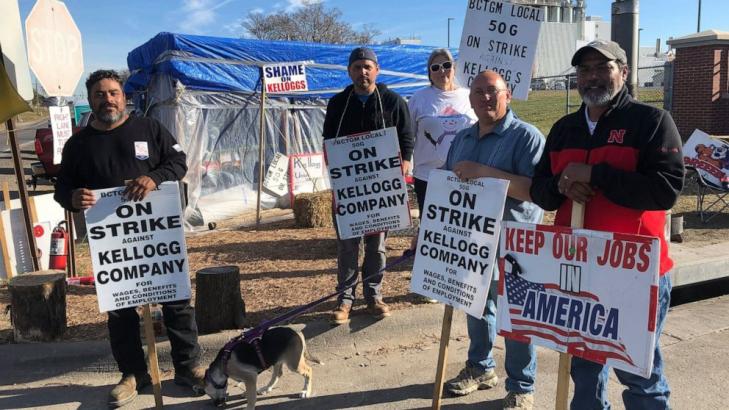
[299,390,312,398]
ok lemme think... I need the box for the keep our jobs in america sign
[410,170,508,318]
[85,182,191,312]
[457,0,543,99]
[324,127,411,239]
[496,222,661,377]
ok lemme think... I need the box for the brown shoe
[331,303,352,324]
[366,299,391,319]
[109,373,151,408]
[174,365,206,389]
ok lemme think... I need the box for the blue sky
[15,0,729,98]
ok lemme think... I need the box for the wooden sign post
[431,305,454,409]
[554,202,584,410]
[142,304,163,408]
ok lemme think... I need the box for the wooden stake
[28,197,38,223]
[431,305,454,410]
[142,304,163,408]
[64,211,76,277]
[2,181,10,209]
[0,213,12,280]
[256,69,267,229]
[6,118,39,271]
[554,202,585,410]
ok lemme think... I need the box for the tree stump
[8,270,66,342]
[195,266,246,334]
[293,190,333,228]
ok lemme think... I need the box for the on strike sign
[456,0,543,99]
[324,127,411,239]
[85,182,191,312]
[410,170,508,318]
[497,222,660,378]
[263,61,308,94]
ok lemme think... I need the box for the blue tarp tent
[125,32,447,227]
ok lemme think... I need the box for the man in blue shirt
[442,70,545,410]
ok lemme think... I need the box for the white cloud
[284,0,323,12]
[223,17,246,35]
[176,0,237,34]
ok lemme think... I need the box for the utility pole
[697,0,702,32]
[611,0,639,98]
[447,17,454,48]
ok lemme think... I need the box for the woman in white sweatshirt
[408,48,477,213]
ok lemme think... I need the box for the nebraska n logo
[607,129,626,144]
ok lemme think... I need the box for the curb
[0,303,469,381]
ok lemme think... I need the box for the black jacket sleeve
[322,94,342,140]
[54,137,80,212]
[590,110,685,210]
[393,96,414,161]
[145,120,187,185]
[529,121,566,211]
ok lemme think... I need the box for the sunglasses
[430,61,453,72]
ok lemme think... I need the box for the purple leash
[211,248,415,374]
[243,248,415,342]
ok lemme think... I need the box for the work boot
[174,365,206,389]
[445,363,498,396]
[366,299,391,319]
[108,372,151,408]
[503,391,535,410]
[331,303,352,325]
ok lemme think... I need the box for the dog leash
[217,249,415,371]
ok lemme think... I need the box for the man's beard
[95,106,124,124]
[579,82,616,107]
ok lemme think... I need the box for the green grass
[510,88,665,136]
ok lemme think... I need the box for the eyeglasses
[430,61,453,72]
[471,87,507,98]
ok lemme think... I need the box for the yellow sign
[0,65,31,123]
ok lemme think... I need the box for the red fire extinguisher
[50,221,69,270]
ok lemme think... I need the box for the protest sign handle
[555,201,585,410]
[142,304,163,409]
[431,305,454,410]
[65,210,76,277]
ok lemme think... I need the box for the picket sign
[85,182,190,408]
[408,170,509,409]
[324,127,411,239]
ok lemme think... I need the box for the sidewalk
[1,242,728,409]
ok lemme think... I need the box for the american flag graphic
[503,270,635,366]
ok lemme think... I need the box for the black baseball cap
[348,47,378,66]
[572,39,628,66]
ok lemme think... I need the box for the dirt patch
[1,184,727,343]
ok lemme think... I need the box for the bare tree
[242,1,380,44]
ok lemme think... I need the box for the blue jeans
[570,274,672,410]
[466,279,537,393]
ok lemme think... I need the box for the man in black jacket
[55,70,204,408]
[322,47,414,324]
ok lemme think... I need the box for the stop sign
[25,0,84,97]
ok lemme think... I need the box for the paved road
[0,292,727,409]
[0,119,54,200]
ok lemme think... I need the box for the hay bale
[294,190,333,228]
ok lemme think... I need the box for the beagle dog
[199,327,313,409]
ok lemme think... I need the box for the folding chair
[688,166,729,223]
